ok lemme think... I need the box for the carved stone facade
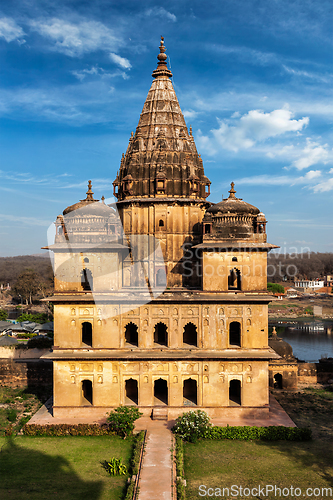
[44,38,280,420]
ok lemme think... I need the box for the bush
[130,431,145,475]
[7,408,17,423]
[103,457,127,476]
[206,425,311,441]
[172,410,211,443]
[23,423,112,436]
[17,313,51,324]
[107,406,143,438]
[0,309,8,321]
[267,282,285,294]
[27,336,53,349]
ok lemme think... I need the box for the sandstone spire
[113,37,211,201]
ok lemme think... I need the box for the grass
[0,435,133,500]
[184,440,333,500]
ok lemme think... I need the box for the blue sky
[0,0,332,256]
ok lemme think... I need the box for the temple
[43,37,280,420]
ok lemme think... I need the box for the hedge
[124,431,145,500]
[175,436,186,500]
[22,423,113,436]
[206,425,311,441]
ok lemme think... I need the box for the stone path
[134,419,174,500]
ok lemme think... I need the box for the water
[269,320,333,362]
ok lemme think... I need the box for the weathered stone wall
[0,359,53,388]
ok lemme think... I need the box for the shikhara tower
[44,38,279,420]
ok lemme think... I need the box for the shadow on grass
[255,439,333,488]
[0,437,104,500]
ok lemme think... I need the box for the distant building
[294,279,324,291]
[324,275,333,287]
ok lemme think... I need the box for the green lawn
[184,440,333,500]
[0,435,133,500]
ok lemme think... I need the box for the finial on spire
[152,36,173,79]
[189,126,193,136]
[228,182,236,199]
[86,180,94,201]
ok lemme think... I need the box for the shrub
[0,309,8,321]
[206,425,311,441]
[267,283,285,294]
[27,336,53,349]
[107,406,143,438]
[130,430,145,475]
[23,423,112,436]
[103,457,127,476]
[17,313,50,324]
[7,408,17,423]
[172,410,211,443]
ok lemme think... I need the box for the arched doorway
[183,378,197,406]
[124,323,138,346]
[82,322,92,346]
[154,323,168,346]
[183,323,197,347]
[81,268,93,291]
[156,268,167,287]
[125,378,138,405]
[81,380,93,405]
[229,379,241,406]
[228,268,241,290]
[274,373,283,389]
[229,322,241,346]
[154,378,168,405]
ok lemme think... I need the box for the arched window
[84,257,89,263]
[183,323,197,347]
[154,323,168,346]
[81,380,93,405]
[154,378,168,405]
[159,219,164,227]
[82,322,92,347]
[228,268,241,290]
[124,322,138,347]
[229,322,241,347]
[229,379,241,406]
[183,378,197,405]
[232,256,238,262]
[274,373,283,389]
[125,378,138,405]
[81,268,93,291]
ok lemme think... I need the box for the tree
[12,269,44,305]
[267,282,285,294]
[0,309,8,321]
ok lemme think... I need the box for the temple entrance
[274,373,283,389]
[82,322,92,347]
[154,378,168,405]
[81,380,93,405]
[229,322,241,346]
[125,378,138,405]
[183,378,197,406]
[154,323,168,346]
[125,322,138,346]
[229,379,241,406]
[183,323,197,347]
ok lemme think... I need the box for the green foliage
[103,457,127,476]
[17,332,37,339]
[267,282,285,294]
[7,408,17,423]
[176,478,186,500]
[0,309,8,320]
[130,431,145,475]
[107,406,143,438]
[175,436,184,478]
[23,423,113,436]
[172,410,212,443]
[124,481,135,500]
[27,336,53,349]
[206,425,312,441]
[305,306,314,315]
[17,312,50,324]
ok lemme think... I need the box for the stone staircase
[151,408,168,420]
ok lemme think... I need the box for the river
[269,319,333,363]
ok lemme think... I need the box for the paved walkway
[135,419,174,500]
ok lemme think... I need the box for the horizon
[0,0,332,256]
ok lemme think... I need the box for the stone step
[151,408,168,420]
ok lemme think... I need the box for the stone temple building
[44,37,280,420]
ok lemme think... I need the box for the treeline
[267,252,333,282]
[0,255,53,284]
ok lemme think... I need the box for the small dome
[63,180,99,215]
[207,183,259,216]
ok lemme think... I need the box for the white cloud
[72,66,128,81]
[313,178,333,193]
[199,108,309,153]
[292,138,330,170]
[330,168,333,174]
[109,53,131,70]
[183,109,199,120]
[0,17,25,43]
[236,170,321,187]
[29,18,122,56]
[282,65,333,83]
[145,7,177,22]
